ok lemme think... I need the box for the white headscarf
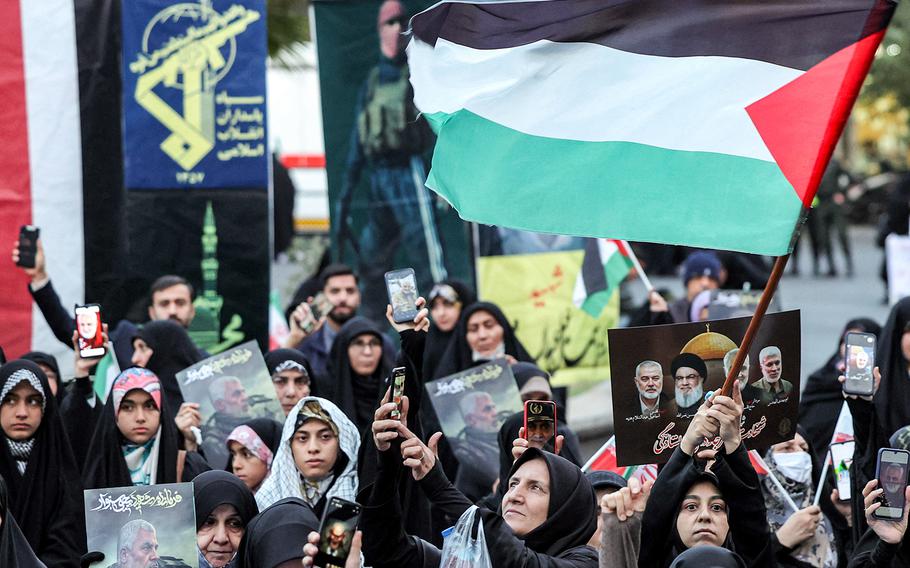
[255,397,360,510]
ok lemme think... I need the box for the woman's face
[770,432,809,454]
[466,310,505,357]
[347,333,382,376]
[131,338,154,368]
[676,480,729,549]
[196,503,244,568]
[501,458,550,537]
[431,298,461,333]
[228,440,269,491]
[116,389,161,445]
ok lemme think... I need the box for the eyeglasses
[351,338,382,351]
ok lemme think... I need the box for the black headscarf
[19,352,63,405]
[224,417,283,473]
[193,470,259,531]
[325,317,393,434]
[0,474,44,568]
[82,367,195,489]
[668,545,746,568]
[799,318,880,462]
[264,348,315,395]
[504,448,596,556]
[137,320,203,421]
[424,279,475,379]
[433,302,534,379]
[0,360,85,567]
[874,298,910,439]
[238,497,319,568]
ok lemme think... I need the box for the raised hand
[174,402,202,451]
[602,477,653,522]
[705,381,744,454]
[838,366,881,402]
[11,237,47,284]
[399,423,442,481]
[372,388,410,452]
[511,426,564,461]
[302,530,362,568]
[680,400,720,456]
[284,299,324,348]
[776,505,822,548]
[72,324,110,378]
[863,479,910,544]
[386,297,430,333]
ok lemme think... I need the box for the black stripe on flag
[580,239,607,297]
[412,0,894,71]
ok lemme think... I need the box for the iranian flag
[408,0,895,254]
[573,238,633,318]
[583,436,657,483]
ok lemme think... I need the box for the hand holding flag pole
[752,450,801,513]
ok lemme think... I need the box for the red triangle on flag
[746,30,885,207]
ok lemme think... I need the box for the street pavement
[571,225,892,458]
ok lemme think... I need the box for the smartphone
[874,448,910,519]
[384,268,419,324]
[830,441,855,501]
[390,366,406,420]
[315,497,362,568]
[843,332,876,396]
[75,304,105,358]
[309,292,333,322]
[522,400,557,447]
[16,225,39,269]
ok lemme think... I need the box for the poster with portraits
[176,340,283,469]
[609,310,800,466]
[424,359,523,468]
[84,483,197,567]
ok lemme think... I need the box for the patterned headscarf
[0,367,46,414]
[111,368,162,416]
[227,425,275,468]
[0,364,47,475]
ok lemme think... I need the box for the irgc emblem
[128,1,264,178]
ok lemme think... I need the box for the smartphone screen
[844,332,875,396]
[75,304,105,358]
[385,268,419,324]
[315,497,362,568]
[523,400,557,449]
[875,448,909,519]
[390,367,406,420]
[309,292,333,322]
[830,441,855,501]
[16,225,39,269]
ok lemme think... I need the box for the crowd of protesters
[2,234,910,568]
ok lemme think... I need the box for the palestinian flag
[583,436,657,483]
[573,238,633,318]
[0,0,85,359]
[408,0,895,255]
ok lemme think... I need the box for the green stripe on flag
[93,348,121,403]
[425,110,803,255]
[580,249,634,318]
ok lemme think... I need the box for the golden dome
[681,324,737,361]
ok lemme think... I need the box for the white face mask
[773,451,812,484]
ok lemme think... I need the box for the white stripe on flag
[409,38,802,162]
[21,0,84,369]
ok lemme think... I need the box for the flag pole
[719,252,790,397]
[813,451,832,507]
[620,240,654,293]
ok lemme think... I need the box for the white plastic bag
[439,506,492,568]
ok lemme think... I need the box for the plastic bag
[439,506,492,568]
